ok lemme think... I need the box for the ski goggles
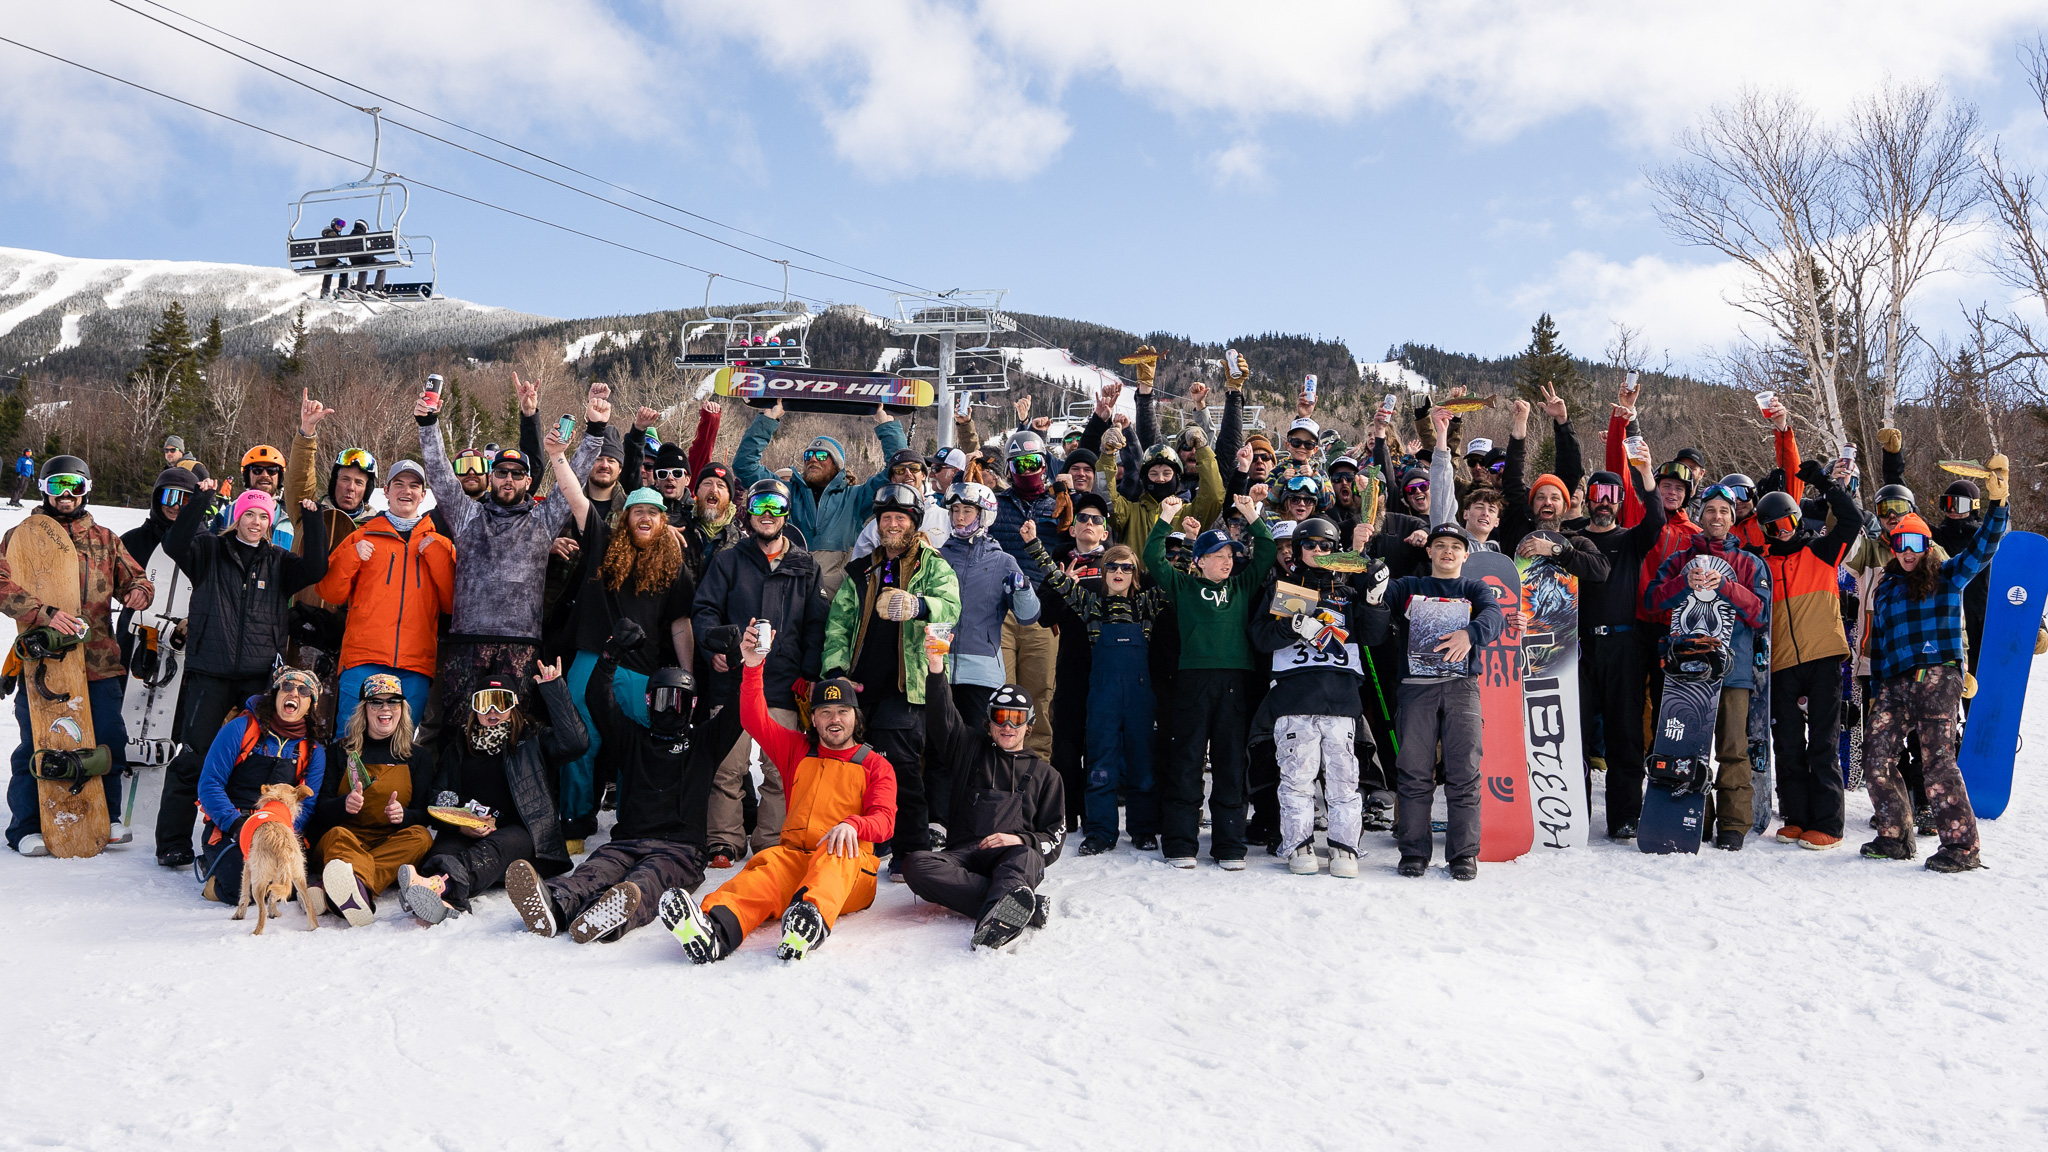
[1718,482,1754,503]
[1890,531,1929,554]
[40,473,89,497]
[1073,511,1106,525]
[1655,461,1699,486]
[1281,474,1322,497]
[1699,483,1744,507]
[1009,452,1046,474]
[1764,511,1800,537]
[1941,493,1975,515]
[650,686,690,714]
[158,488,190,507]
[359,672,405,701]
[990,707,1032,729]
[337,447,377,473]
[454,451,489,475]
[747,492,791,518]
[652,467,690,481]
[1876,496,1915,517]
[1587,481,1624,505]
[471,687,518,714]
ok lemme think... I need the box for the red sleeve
[1776,427,1803,503]
[1722,560,1767,627]
[688,406,721,477]
[1608,411,1644,529]
[739,663,806,789]
[848,750,898,844]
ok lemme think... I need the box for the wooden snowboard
[5,515,109,857]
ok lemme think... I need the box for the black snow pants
[546,838,703,936]
[901,844,1044,922]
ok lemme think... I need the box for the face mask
[1145,475,1179,500]
[1011,469,1048,498]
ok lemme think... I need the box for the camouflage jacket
[0,508,153,681]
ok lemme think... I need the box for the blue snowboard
[1958,530,2048,819]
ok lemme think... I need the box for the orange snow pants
[701,844,878,939]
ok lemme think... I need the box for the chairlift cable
[0,34,825,306]
[114,0,933,295]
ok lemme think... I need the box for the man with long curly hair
[555,489,697,846]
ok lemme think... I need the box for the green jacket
[1113,445,1224,571]
[822,539,962,706]
[1141,515,1275,671]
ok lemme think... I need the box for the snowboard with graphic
[1958,531,2048,818]
[1466,551,1532,862]
[120,544,190,769]
[1518,541,1588,850]
[1640,584,1735,856]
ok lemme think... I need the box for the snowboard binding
[15,623,87,661]
[33,745,114,793]
[1665,634,1731,683]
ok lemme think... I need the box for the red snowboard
[1467,551,1532,862]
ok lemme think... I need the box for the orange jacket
[315,514,455,677]
[740,663,896,847]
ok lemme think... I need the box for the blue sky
[6,0,2048,368]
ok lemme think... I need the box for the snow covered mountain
[0,246,555,378]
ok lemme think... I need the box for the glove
[703,624,740,655]
[1132,345,1157,387]
[604,618,646,659]
[1225,350,1249,390]
[1290,613,1320,642]
[1006,570,1030,593]
[1101,428,1126,454]
[1363,560,1391,607]
[1841,698,1860,729]
[1963,673,1978,700]
[927,822,947,852]
[1986,453,2010,502]
[1797,459,1829,489]
[1877,428,1902,454]
[876,587,920,622]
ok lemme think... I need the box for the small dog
[233,783,318,935]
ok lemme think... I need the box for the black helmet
[1873,483,1917,517]
[1003,429,1049,474]
[988,684,1036,728]
[1294,516,1340,545]
[743,477,793,522]
[39,454,90,483]
[1755,490,1800,534]
[647,667,695,734]
[1139,443,1182,501]
[871,482,925,521]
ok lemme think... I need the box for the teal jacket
[733,413,908,553]
[1141,516,1275,671]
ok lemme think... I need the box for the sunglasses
[1300,539,1336,552]
[1252,452,1275,463]
[338,448,377,472]
[1103,561,1135,573]
[1877,498,1914,517]
[159,489,189,507]
[364,695,406,708]
[802,449,835,463]
[472,687,518,713]
[275,682,317,700]
[653,468,690,481]
[748,494,790,517]
[41,474,88,497]
[1330,471,1357,484]
[1891,532,1929,554]
[891,463,926,476]
[1074,511,1106,525]
[1588,482,1623,504]
[1011,453,1046,473]
[491,466,529,479]
[1287,437,1317,450]
[245,464,283,478]
[1404,481,1429,495]
[991,708,1031,729]
[454,454,488,476]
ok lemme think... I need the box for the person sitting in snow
[193,668,329,903]
[658,621,897,963]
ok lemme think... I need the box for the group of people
[0,346,2034,962]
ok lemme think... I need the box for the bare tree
[204,358,257,472]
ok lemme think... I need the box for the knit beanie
[1529,473,1570,508]
[807,436,845,468]
[231,489,274,526]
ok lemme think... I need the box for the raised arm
[416,400,475,537]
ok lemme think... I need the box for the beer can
[1302,374,1318,402]
[754,622,774,654]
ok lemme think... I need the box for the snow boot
[1030,893,1051,929]
[397,864,453,925]
[708,847,739,870]
[107,821,132,845]
[569,882,641,944]
[1328,845,1359,879]
[17,834,47,858]
[1797,830,1842,851]
[1165,856,1197,870]
[1860,835,1915,860]
[1913,804,1936,837]
[158,846,194,868]
[1362,793,1395,832]
[1924,848,1984,874]
[1217,858,1246,872]
[1713,829,1745,852]
[505,859,561,938]
[776,896,829,961]
[1448,856,1478,881]
[1132,833,1158,851]
[971,887,1036,950]
[323,859,376,928]
[1774,825,1805,844]
[658,888,727,964]
[1079,838,1115,856]
[1288,842,1319,875]
[1609,824,1636,842]
[1398,855,1428,878]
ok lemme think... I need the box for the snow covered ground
[3,501,2046,1150]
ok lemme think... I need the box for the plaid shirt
[1867,504,2008,682]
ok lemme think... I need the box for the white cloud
[677,0,2048,178]
[1207,140,1268,187]
[1508,250,1751,364]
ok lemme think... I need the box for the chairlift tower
[886,290,1016,449]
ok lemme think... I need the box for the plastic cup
[1755,391,1778,417]
[926,622,952,655]
[1624,435,1650,465]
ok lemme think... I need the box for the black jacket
[445,674,587,877]
[691,534,828,710]
[164,495,329,678]
[1248,565,1393,718]
[1571,467,1667,631]
[587,654,711,846]
[923,670,1065,861]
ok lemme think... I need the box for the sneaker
[397,864,452,925]
[1448,856,1478,881]
[1774,825,1805,844]
[1078,838,1115,856]
[1029,893,1051,929]
[107,821,132,845]
[1217,858,1246,872]
[1132,833,1159,851]
[569,882,642,944]
[1913,805,1937,837]
[887,861,908,884]
[971,887,1036,949]
[157,846,194,868]
[658,888,727,964]
[1608,824,1637,842]
[1924,849,1984,874]
[1328,846,1359,879]
[303,886,328,917]
[776,898,829,961]
[1859,836,1915,861]
[17,834,47,858]
[1797,830,1842,851]
[505,859,561,937]
[708,848,738,870]
[1165,856,1197,870]
[1288,844,1319,875]
[1713,829,1745,852]
[1398,855,1428,878]
[323,859,376,927]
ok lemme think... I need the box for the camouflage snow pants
[1864,666,1977,860]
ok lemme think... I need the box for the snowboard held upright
[1466,551,1532,862]
[1639,631,1731,856]
[1958,531,2048,818]
[5,515,112,857]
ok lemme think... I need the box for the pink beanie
[231,489,275,526]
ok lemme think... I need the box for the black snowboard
[1639,628,1729,856]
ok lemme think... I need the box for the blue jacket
[990,488,1062,584]
[13,454,33,478]
[937,532,1040,688]
[1868,504,2008,681]
[733,413,908,553]
[198,708,327,833]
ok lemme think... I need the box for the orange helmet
[241,445,286,470]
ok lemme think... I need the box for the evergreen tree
[276,304,309,381]
[0,381,26,457]
[199,314,225,364]
[1516,313,1590,472]
[133,301,206,432]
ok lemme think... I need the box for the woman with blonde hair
[308,673,435,926]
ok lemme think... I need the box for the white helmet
[942,481,998,538]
